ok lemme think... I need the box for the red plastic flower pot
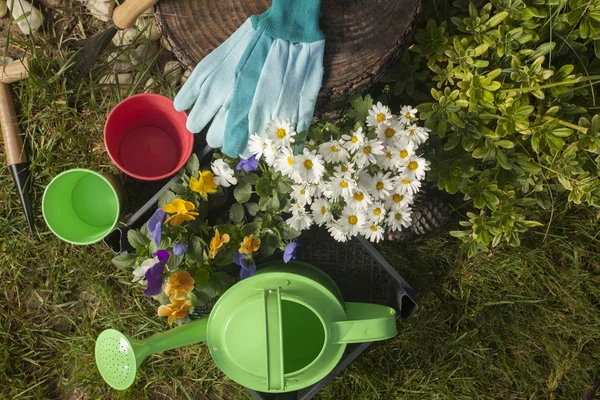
[104,94,193,181]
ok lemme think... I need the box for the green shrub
[383,0,600,255]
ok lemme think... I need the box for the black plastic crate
[102,143,418,400]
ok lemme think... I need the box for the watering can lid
[206,264,347,392]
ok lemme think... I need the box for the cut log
[155,0,421,116]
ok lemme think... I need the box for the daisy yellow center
[386,152,393,159]
[348,215,358,225]
[276,128,287,138]
[363,146,372,155]
[331,146,340,152]
[385,128,396,138]
[304,160,313,169]
[393,194,404,203]
[340,181,349,188]
[376,113,385,123]
[408,161,419,171]
[376,182,384,190]
[402,179,411,185]
[409,129,415,136]
[400,150,409,158]
[395,213,402,220]
[373,208,382,216]
[353,192,364,201]
[287,156,294,166]
[351,136,359,143]
[405,112,412,119]
[370,225,378,232]
[300,189,306,195]
[321,206,327,215]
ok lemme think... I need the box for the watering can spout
[95,317,209,390]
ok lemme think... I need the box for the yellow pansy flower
[189,171,218,197]
[239,234,261,255]
[162,198,199,227]
[209,228,230,259]
[157,298,192,325]
[164,270,195,301]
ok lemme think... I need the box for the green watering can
[95,261,398,392]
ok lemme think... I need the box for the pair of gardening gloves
[174,0,325,158]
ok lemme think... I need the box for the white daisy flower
[310,198,332,226]
[274,147,300,182]
[211,159,237,188]
[367,102,392,127]
[355,170,372,192]
[319,139,350,164]
[339,206,366,237]
[324,172,356,200]
[267,117,296,148]
[403,123,430,146]
[369,172,394,200]
[346,189,373,211]
[404,156,430,180]
[291,184,315,206]
[363,223,385,243]
[334,164,356,176]
[386,207,412,232]
[392,138,415,170]
[354,139,384,168]
[262,139,278,167]
[326,220,349,242]
[295,148,325,184]
[377,119,405,146]
[341,127,365,153]
[132,257,155,283]
[386,190,414,211]
[247,133,269,160]
[395,174,422,195]
[366,202,386,224]
[399,105,418,125]
[286,204,313,231]
[376,147,397,171]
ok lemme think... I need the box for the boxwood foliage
[383,0,600,255]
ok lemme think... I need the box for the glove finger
[206,92,233,149]
[247,39,289,137]
[296,40,325,134]
[174,18,255,112]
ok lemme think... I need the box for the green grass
[1,15,600,400]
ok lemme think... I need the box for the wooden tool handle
[0,82,27,165]
[113,0,159,29]
[0,58,31,84]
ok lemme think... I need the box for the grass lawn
[1,12,600,400]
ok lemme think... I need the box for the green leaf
[527,42,556,63]
[229,203,245,224]
[158,190,177,208]
[234,182,252,203]
[128,229,150,249]
[275,179,293,194]
[244,173,260,185]
[472,147,488,159]
[241,222,261,237]
[194,267,210,291]
[495,140,515,149]
[255,177,272,198]
[207,272,236,296]
[112,253,137,268]
[281,225,301,240]
[188,236,204,262]
[550,128,574,138]
[170,183,188,195]
[186,153,200,177]
[270,191,280,211]
[167,254,183,270]
[347,94,374,122]
[245,202,260,217]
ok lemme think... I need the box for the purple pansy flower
[144,250,169,296]
[173,241,188,256]
[283,240,300,263]
[233,251,256,280]
[147,209,167,246]
[236,156,259,172]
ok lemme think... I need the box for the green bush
[383,0,600,255]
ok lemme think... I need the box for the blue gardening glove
[174,0,326,158]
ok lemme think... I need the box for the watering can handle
[331,302,397,344]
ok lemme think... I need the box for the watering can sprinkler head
[95,329,144,390]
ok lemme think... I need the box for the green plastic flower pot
[42,169,121,245]
[95,261,397,392]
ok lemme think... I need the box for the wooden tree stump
[155,0,421,116]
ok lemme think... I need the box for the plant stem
[499,75,600,93]
[542,115,588,134]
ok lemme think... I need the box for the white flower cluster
[247,103,431,243]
